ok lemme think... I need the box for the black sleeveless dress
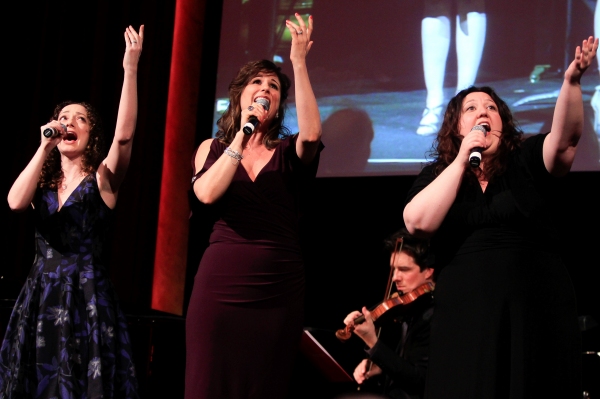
[185,135,322,399]
[0,174,139,398]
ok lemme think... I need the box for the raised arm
[286,14,322,164]
[544,36,598,176]
[97,25,144,208]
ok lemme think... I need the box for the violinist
[342,228,435,399]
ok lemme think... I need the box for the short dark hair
[384,227,434,272]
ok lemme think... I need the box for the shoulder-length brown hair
[215,60,292,149]
[39,101,106,190]
[427,86,524,181]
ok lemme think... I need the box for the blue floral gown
[0,174,138,399]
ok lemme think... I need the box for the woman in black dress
[1,25,144,398]
[185,13,322,399]
[403,36,598,398]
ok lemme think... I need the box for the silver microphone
[43,124,67,138]
[468,125,490,168]
[243,98,271,135]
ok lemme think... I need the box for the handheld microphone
[243,98,270,135]
[468,125,490,168]
[43,124,67,138]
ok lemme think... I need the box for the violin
[335,281,435,342]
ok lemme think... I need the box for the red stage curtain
[152,0,207,315]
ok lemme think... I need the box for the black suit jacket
[364,292,434,399]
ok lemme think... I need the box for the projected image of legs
[417,1,487,136]
[213,0,600,175]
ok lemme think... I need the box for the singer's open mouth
[64,132,77,141]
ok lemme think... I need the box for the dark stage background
[2,1,599,398]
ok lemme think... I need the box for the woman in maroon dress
[185,13,322,399]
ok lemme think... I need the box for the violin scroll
[335,325,353,342]
[335,311,368,342]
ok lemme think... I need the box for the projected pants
[417,0,486,135]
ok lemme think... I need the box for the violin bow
[384,237,403,299]
[358,237,404,391]
[378,237,401,330]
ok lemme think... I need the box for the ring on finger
[297,30,303,34]
[248,106,254,111]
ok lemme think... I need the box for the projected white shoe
[592,85,600,136]
[416,105,444,136]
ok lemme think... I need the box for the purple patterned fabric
[0,174,138,398]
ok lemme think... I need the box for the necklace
[60,173,84,191]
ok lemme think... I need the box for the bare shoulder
[194,138,215,171]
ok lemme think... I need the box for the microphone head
[471,125,489,135]
[255,97,270,111]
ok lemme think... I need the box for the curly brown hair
[39,101,106,190]
[427,86,524,183]
[215,60,292,149]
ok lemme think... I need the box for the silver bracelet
[224,147,243,164]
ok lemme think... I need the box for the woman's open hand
[123,25,144,71]
[565,36,598,83]
[286,13,313,63]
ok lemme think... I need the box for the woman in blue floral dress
[1,25,144,399]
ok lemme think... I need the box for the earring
[276,112,279,118]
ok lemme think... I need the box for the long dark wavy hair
[215,60,292,149]
[39,101,106,190]
[427,86,524,183]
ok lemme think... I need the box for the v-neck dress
[0,174,139,398]
[405,133,581,398]
[185,135,322,399]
